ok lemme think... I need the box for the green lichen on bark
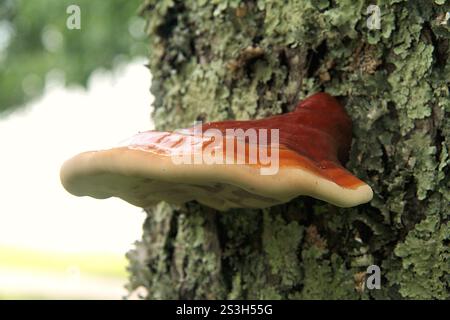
[126,0,450,299]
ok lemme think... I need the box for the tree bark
[126,0,449,299]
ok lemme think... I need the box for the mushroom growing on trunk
[60,92,373,211]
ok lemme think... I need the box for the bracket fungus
[60,92,373,211]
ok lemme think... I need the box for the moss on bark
[126,0,449,299]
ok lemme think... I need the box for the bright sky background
[0,60,152,254]
[0,60,154,299]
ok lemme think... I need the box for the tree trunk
[126,0,449,299]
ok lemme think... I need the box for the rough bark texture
[126,0,449,299]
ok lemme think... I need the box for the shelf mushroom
[60,92,373,211]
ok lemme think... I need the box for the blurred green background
[0,0,147,114]
[0,246,128,299]
[0,0,149,299]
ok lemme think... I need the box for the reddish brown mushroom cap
[60,92,373,210]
